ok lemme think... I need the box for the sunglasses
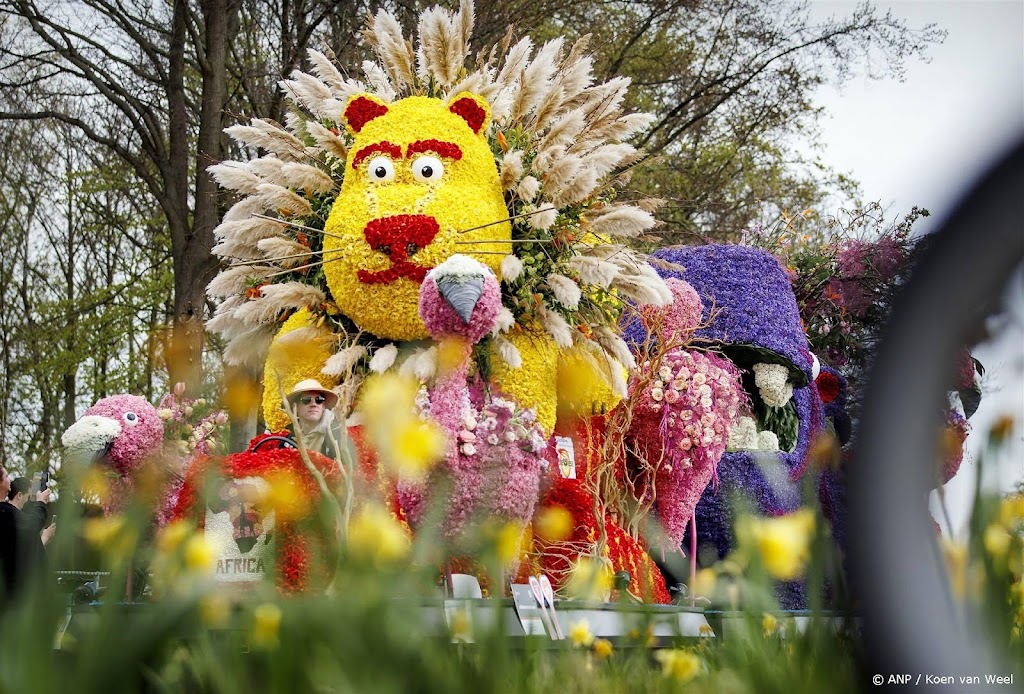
[299,395,327,405]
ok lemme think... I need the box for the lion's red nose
[358,215,440,285]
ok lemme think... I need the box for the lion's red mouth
[357,214,439,285]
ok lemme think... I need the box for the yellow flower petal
[654,649,701,682]
[251,603,282,649]
[568,619,594,647]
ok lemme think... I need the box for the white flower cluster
[752,362,793,408]
[725,415,781,452]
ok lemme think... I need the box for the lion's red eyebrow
[352,141,403,168]
[407,139,463,160]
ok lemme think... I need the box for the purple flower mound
[628,245,811,380]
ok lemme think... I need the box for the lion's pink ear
[344,94,389,134]
[448,92,491,135]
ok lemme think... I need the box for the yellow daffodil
[262,468,308,523]
[199,593,231,628]
[534,505,573,543]
[494,522,524,565]
[747,509,815,581]
[156,520,191,555]
[449,608,473,643]
[569,619,595,648]
[251,603,282,650]
[183,535,216,574]
[593,638,613,658]
[82,515,136,560]
[565,556,613,601]
[1000,494,1024,529]
[941,539,968,599]
[347,504,411,565]
[391,419,447,476]
[984,523,1013,558]
[654,649,701,683]
[763,613,778,636]
[690,568,717,599]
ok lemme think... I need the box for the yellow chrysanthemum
[491,328,558,434]
[1000,494,1024,529]
[262,308,339,431]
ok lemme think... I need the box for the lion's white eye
[123,412,139,427]
[412,156,444,183]
[367,157,395,182]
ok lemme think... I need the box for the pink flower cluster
[627,349,745,545]
[399,387,548,538]
[830,237,908,318]
[157,382,229,460]
[638,278,704,340]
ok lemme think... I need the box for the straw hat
[285,379,338,409]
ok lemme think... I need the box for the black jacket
[0,500,47,599]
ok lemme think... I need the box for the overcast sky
[807,0,1024,534]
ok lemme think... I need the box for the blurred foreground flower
[83,516,137,560]
[392,419,447,476]
[569,619,594,647]
[593,638,613,658]
[200,593,231,627]
[184,535,216,574]
[347,504,410,565]
[565,556,613,601]
[262,468,309,523]
[156,520,191,555]
[763,613,778,636]
[941,539,968,599]
[360,373,446,476]
[746,509,815,580]
[534,505,573,543]
[654,649,701,683]
[251,603,282,649]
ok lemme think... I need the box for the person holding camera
[0,468,55,599]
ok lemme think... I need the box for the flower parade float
[202,0,698,606]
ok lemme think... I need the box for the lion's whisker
[455,239,551,244]
[456,206,557,235]
[230,246,347,267]
[252,214,348,241]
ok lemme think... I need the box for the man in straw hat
[284,379,345,459]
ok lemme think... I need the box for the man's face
[0,468,9,500]
[296,393,326,427]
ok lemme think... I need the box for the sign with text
[204,476,275,584]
